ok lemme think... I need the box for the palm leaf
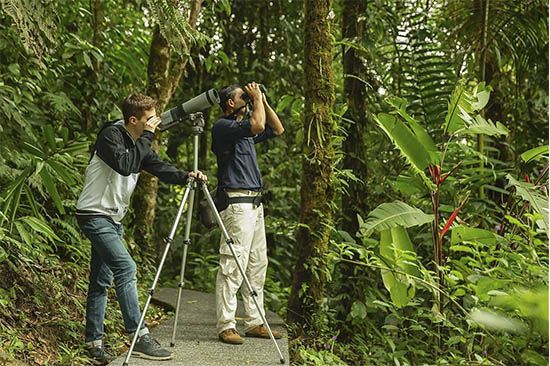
[14,221,32,246]
[1,167,31,229]
[39,165,65,214]
[21,216,60,242]
[456,115,509,137]
[388,3,457,130]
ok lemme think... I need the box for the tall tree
[131,0,203,262]
[287,0,336,334]
[341,0,368,234]
[337,0,369,337]
[81,0,104,133]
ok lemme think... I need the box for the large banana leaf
[451,225,497,246]
[375,113,432,172]
[360,200,433,238]
[379,226,420,308]
[386,96,438,155]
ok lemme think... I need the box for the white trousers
[216,192,268,334]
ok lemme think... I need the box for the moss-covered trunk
[287,0,335,334]
[131,1,202,264]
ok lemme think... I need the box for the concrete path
[110,288,289,366]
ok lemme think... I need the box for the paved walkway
[110,288,289,366]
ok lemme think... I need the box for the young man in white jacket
[76,93,206,364]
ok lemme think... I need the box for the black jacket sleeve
[95,125,154,176]
[142,150,188,185]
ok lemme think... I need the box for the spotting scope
[159,89,220,131]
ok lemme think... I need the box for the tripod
[123,113,285,365]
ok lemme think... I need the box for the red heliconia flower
[439,193,469,240]
[429,165,441,184]
[440,206,461,239]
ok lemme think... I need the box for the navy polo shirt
[211,117,276,191]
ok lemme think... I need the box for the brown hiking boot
[218,328,244,344]
[245,324,283,339]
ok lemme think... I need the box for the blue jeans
[78,216,147,342]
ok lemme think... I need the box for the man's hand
[144,116,162,133]
[188,170,208,182]
[244,82,262,102]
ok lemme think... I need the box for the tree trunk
[336,0,368,337]
[477,0,490,198]
[131,0,203,264]
[341,0,367,235]
[287,0,335,335]
[81,0,104,133]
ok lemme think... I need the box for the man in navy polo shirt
[212,82,284,344]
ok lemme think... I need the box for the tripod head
[182,112,205,136]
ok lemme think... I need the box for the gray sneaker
[133,334,173,360]
[87,345,115,365]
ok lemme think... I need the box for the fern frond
[388,1,457,132]
[0,0,57,60]
[145,0,206,54]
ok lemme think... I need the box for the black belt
[227,195,262,206]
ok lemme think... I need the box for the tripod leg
[170,185,196,347]
[122,182,193,366]
[201,184,286,364]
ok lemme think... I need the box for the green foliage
[0,0,57,60]
[326,74,548,365]
[506,174,549,235]
[379,227,420,308]
[145,0,206,54]
[385,1,457,130]
[444,82,492,134]
[0,0,547,365]
[297,347,347,366]
[450,225,496,245]
[376,113,432,171]
[520,145,549,163]
[442,84,509,138]
[359,201,433,237]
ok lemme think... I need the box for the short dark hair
[218,84,241,113]
[122,93,156,124]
